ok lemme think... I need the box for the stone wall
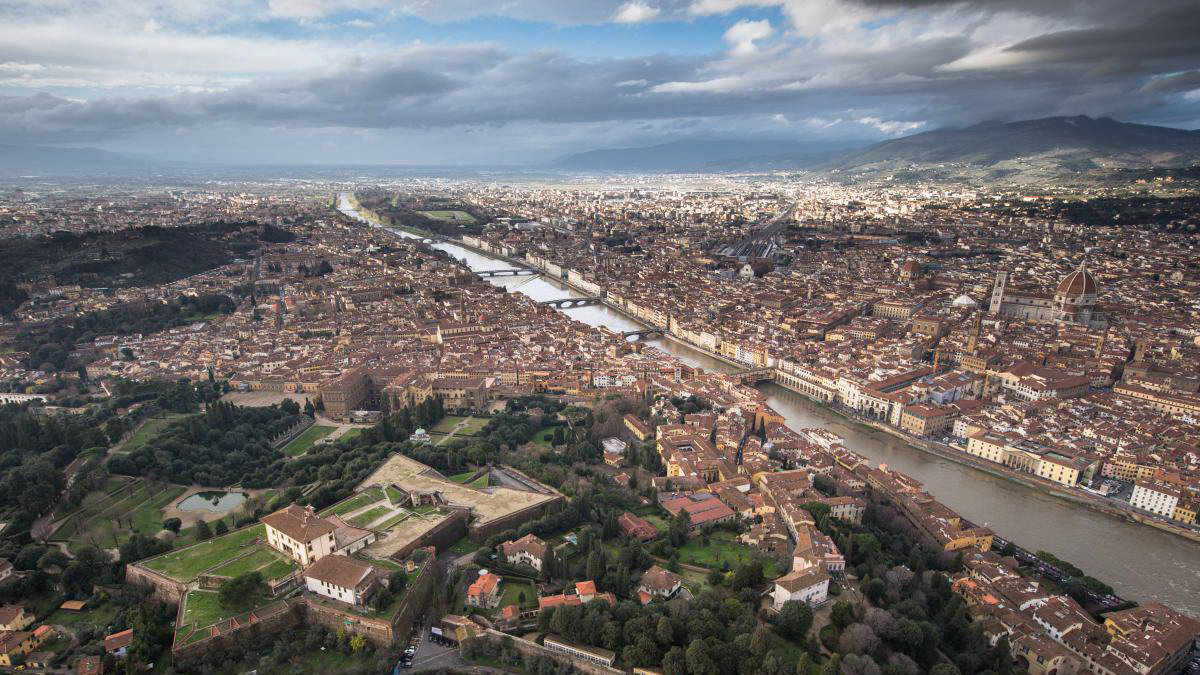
[302,596,397,647]
[395,509,468,559]
[124,563,187,604]
[468,629,625,675]
[172,599,304,661]
[469,495,562,543]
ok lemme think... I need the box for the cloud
[724,19,773,56]
[612,2,661,23]
[1,0,1198,159]
[856,116,925,134]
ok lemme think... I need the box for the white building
[261,504,336,565]
[303,554,380,607]
[772,564,829,610]
[1130,481,1181,519]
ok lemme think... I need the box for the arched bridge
[623,328,664,340]
[731,367,775,383]
[476,268,538,277]
[539,296,602,308]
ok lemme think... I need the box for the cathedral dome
[1057,266,1097,296]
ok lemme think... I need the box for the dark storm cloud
[1004,5,1200,73]
[2,0,1199,145]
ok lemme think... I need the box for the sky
[1,0,1198,165]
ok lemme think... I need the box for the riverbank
[444,226,1200,545]
[333,193,1200,614]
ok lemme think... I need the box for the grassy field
[349,504,393,528]
[375,512,410,530]
[118,414,186,453]
[143,524,265,582]
[677,531,781,578]
[45,599,122,632]
[178,590,280,645]
[385,485,405,503]
[641,514,669,533]
[429,415,469,435]
[448,537,480,556]
[498,578,538,609]
[56,481,188,553]
[280,425,336,457]
[531,425,564,449]
[208,547,293,579]
[322,488,385,516]
[447,471,476,484]
[418,210,477,224]
[339,428,363,443]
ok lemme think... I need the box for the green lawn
[208,547,289,578]
[179,589,279,643]
[142,524,265,582]
[498,578,537,609]
[375,512,410,530]
[180,590,238,632]
[531,425,565,449]
[429,415,470,434]
[322,488,385,516]
[339,428,363,443]
[259,558,297,582]
[58,481,189,553]
[447,471,476,484]
[118,415,184,453]
[642,514,670,533]
[468,474,491,488]
[280,425,336,457]
[418,210,477,224]
[448,537,480,556]
[677,532,781,578]
[349,504,393,528]
[46,600,122,632]
[385,485,405,503]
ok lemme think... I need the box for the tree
[929,665,961,675]
[750,625,773,659]
[162,517,182,533]
[371,589,394,611]
[821,653,842,675]
[662,646,687,675]
[195,519,213,541]
[389,570,408,593]
[668,509,690,548]
[838,623,880,655]
[777,600,814,641]
[731,559,763,590]
[831,600,857,628]
[219,572,266,609]
[349,632,366,652]
[797,653,813,675]
[842,654,882,675]
[214,519,229,536]
[686,639,718,675]
[656,616,675,647]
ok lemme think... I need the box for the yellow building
[1172,502,1196,525]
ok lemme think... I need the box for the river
[337,193,1200,615]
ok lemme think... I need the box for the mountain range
[554,116,1200,181]
[4,116,1199,182]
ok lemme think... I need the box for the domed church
[987,260,1106,329]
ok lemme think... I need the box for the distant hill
[555,117,1200,182]
[821,116,1200,179]
[553,139,858,171]
[0,145,160,175]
